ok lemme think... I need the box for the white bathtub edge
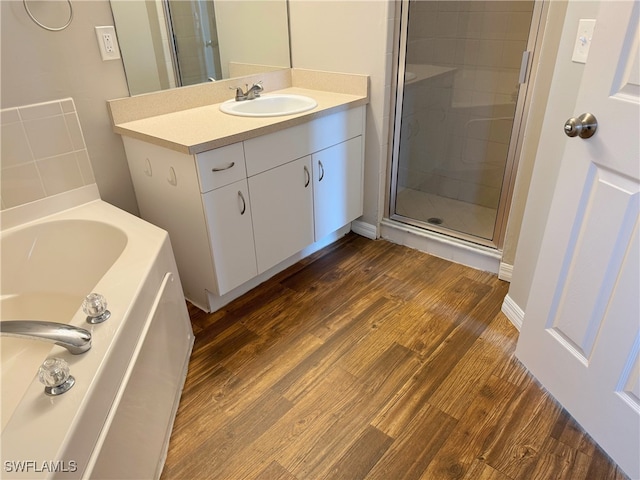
[0,185,100,231]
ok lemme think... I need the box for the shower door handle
[564,113,598,139]
[519,51,531,84]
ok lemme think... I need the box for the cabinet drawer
[244,106,364,177]
[196,142,246,192]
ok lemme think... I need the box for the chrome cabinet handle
[238,191,246,215]
[318,161,325,182]
[304,165,310,187]
[564,113,598,139]
[212,162,235,172]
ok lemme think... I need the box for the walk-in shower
[165,0,222,86]
[389,0,540,248]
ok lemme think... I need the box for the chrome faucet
[0,321,92,354]
[230,81,263,101]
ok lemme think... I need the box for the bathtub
[0,187,194,479]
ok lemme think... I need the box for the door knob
[564,113,598,139]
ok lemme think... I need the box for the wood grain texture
[161,234,628,480]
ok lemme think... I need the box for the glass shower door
[166,0,222,85]
[390,0,536,246]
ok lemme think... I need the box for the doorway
[389,0,544,249]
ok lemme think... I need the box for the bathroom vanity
[110,70,368,312]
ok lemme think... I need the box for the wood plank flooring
[161,233,628,480]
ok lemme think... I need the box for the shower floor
[395,187,497,240]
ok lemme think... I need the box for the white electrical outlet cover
[95,26,121,61]
[572,19,596,64]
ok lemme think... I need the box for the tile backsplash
[1,98,95,210]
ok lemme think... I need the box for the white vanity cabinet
[121,105,365,311]
[243,106,365,274]
[122,137,218,308]
[249,155,314,273]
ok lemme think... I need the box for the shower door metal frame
[388,0,548,250]
[162,0,184,87]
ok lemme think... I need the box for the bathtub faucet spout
[0,321,92,354]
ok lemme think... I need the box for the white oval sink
[219,94,317,117]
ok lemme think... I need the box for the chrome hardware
[318,161,325,182]
[304,165,310,187]
[83,293,111,324]
[212,162,235,172]
[246,82,263,100]
[230,81,263,101]
[238,191,246,215]
[230,86,245,101]
[564,113,598,139]
[23,0,73,32]
[0,321,92,354]
[519,50,531,84]
[39,357,75,396]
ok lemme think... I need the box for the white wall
[288,0,395,229]
[110,0,164,96]
[507,0,601,312]
[500,1,567,268]
[0,0,138,214]
[215,0,290,79]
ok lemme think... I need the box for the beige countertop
[113,84,368,155]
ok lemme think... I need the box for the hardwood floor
[161,233,628,480]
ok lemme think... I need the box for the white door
[515,2,639,478]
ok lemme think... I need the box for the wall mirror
[110,0,291,96]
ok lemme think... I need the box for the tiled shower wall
[1,98,95,210]
[401,0,534,210]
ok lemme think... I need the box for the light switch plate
[572,19,596,64]
[95,26,121,61]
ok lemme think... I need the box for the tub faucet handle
[39,357,75,396]
[83,293,111,324]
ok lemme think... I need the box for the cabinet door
[203,179,257,295]
[249,156,314,273]
[313,136,364,241]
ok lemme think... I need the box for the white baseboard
[351,219,378,239]
[499,262,513,282]
[501,294,524,331]
[380,219,501,274]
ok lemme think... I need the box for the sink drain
[427,217,443,225]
